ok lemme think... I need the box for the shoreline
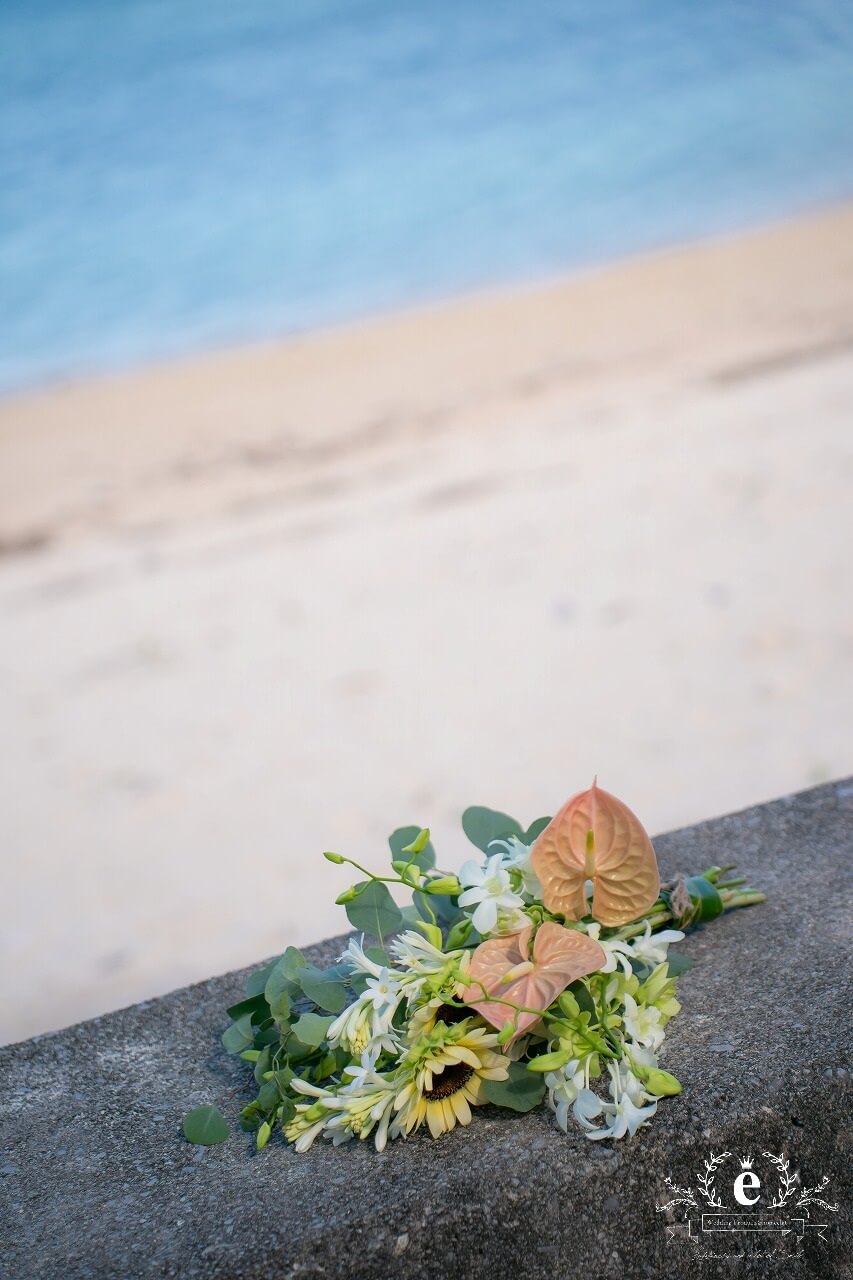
[1,201,851,1044]
[2,201,853,560]
[2,200,853,554]
[4,193,851,404]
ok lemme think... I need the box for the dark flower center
[436,1003,472,1027]
[425,1062,475,1100]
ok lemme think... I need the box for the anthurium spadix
[463,922,606,1041]
[531,780,660,926]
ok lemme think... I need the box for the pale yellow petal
[441,1098,456,1132]
[427,1102,446,1139]
[450,1090,472,1126]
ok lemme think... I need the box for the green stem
[721,889,766,908]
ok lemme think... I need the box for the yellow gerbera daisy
[394,1023,509,1139]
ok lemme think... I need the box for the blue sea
[2,0,853,391]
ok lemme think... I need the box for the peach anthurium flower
[463,922,606,1041]
[531,780,660,926]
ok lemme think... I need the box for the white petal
[472,898,498,935]
[458,859,485,887]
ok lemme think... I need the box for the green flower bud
[644,1068,682,1096]
[335,885,361,905]
[401,828,431,855]
[527,1048,571,1072]
[423,875,461,895]
[444,918,473,949]
[323,850,345,864]
[558,991,581,1019]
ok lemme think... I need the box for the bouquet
[183,782,764,1152]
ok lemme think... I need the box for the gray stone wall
[1,780,851,1278]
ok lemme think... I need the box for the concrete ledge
[1,780,851,1278]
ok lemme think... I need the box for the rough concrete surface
[1,780,851,1279]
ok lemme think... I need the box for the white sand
[1,204,852,1044]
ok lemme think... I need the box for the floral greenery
[183,800,765,1152]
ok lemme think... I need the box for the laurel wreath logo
[657,1150,839,1216]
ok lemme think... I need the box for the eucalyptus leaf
[245,959,277,997]
[291,1011,336,1048]
[388,825,436,872]
[222,1013,254,1055]
[253,1023,282,1048]
[264,947,305,1009]
[345,880,404,943]
[524,816,552,844]
[273,1066,295,1092]
[253,1045,273,1084]
[183,1105,229,1146]
[257,1080,280,1111]
[666,951,693,978]
[268,989,291,1023]
[285,1036,315,1063]
[298,964,349,1014]
[461,806,524,852]
[226,993,268,1022]
[482,1062,546,1112]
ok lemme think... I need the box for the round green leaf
[298,964,348,1014]
[524,816,552,845]
[345,880,404,942]
[244,959,277,997]
[482,1062,547,1112]
[226,993,268,1022]
[461,806,524,852]
[264,947,305,1009]
[183,1105,229,1146]
[665,951,693,977]
[291,1011,336,1048]
[222,1013,254,1055]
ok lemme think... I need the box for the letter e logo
[734,1171,761,1205]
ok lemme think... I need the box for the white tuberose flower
[458,853,525,936]
[338,935,388,979]
[329,939,404,1056]
[364,969,402,1019]
[389,930,461,975]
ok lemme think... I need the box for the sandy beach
[1,204,852,1045]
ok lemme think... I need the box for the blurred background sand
[1,204,851,1044]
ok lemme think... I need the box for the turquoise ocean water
[2,0,853,390]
